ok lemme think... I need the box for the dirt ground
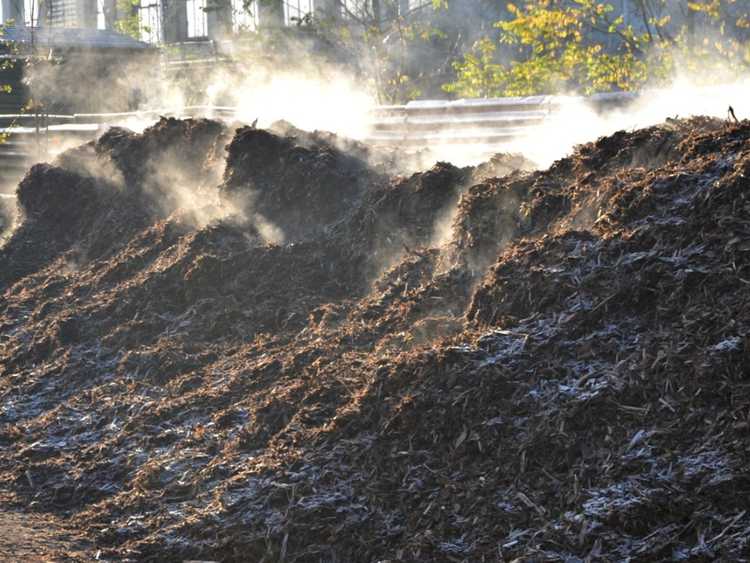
[0,493,92,561]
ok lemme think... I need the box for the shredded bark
[1,116,749,561]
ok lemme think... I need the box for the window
[232,0,257,32]
[284,0,312,25]
[186,0,207,37]
[139,0,162,43]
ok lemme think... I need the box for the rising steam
[507,76,750,169]
[13,32,750,254]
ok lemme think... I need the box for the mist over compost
[507,78,750,168]
[2,114,750,561]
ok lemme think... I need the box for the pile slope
[1,116,750,561]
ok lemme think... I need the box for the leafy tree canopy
[443,0,750,98]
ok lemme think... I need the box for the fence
[0,92,638,189]
[367,92,636,147]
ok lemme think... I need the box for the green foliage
[0,25,14,143]
[675,0,750,73]
[115,0,145,40]
[364,16,449,103]
[443,0,750,98]
[442,37,505,98]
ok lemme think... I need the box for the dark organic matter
[2,116,750,561]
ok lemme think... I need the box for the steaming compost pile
[2,115,750,561]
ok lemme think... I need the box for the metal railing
[367,92,636,147]
[0,92,638,189]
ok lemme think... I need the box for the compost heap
[1,116,750,562]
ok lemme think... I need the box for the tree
[443,0,750,98]
[312,0,454,103]
[230,0,499,103]
[114,0,144,39]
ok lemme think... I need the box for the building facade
[4,1,729,48]
[0,0,433,42]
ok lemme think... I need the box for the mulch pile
[1,115,750,562]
